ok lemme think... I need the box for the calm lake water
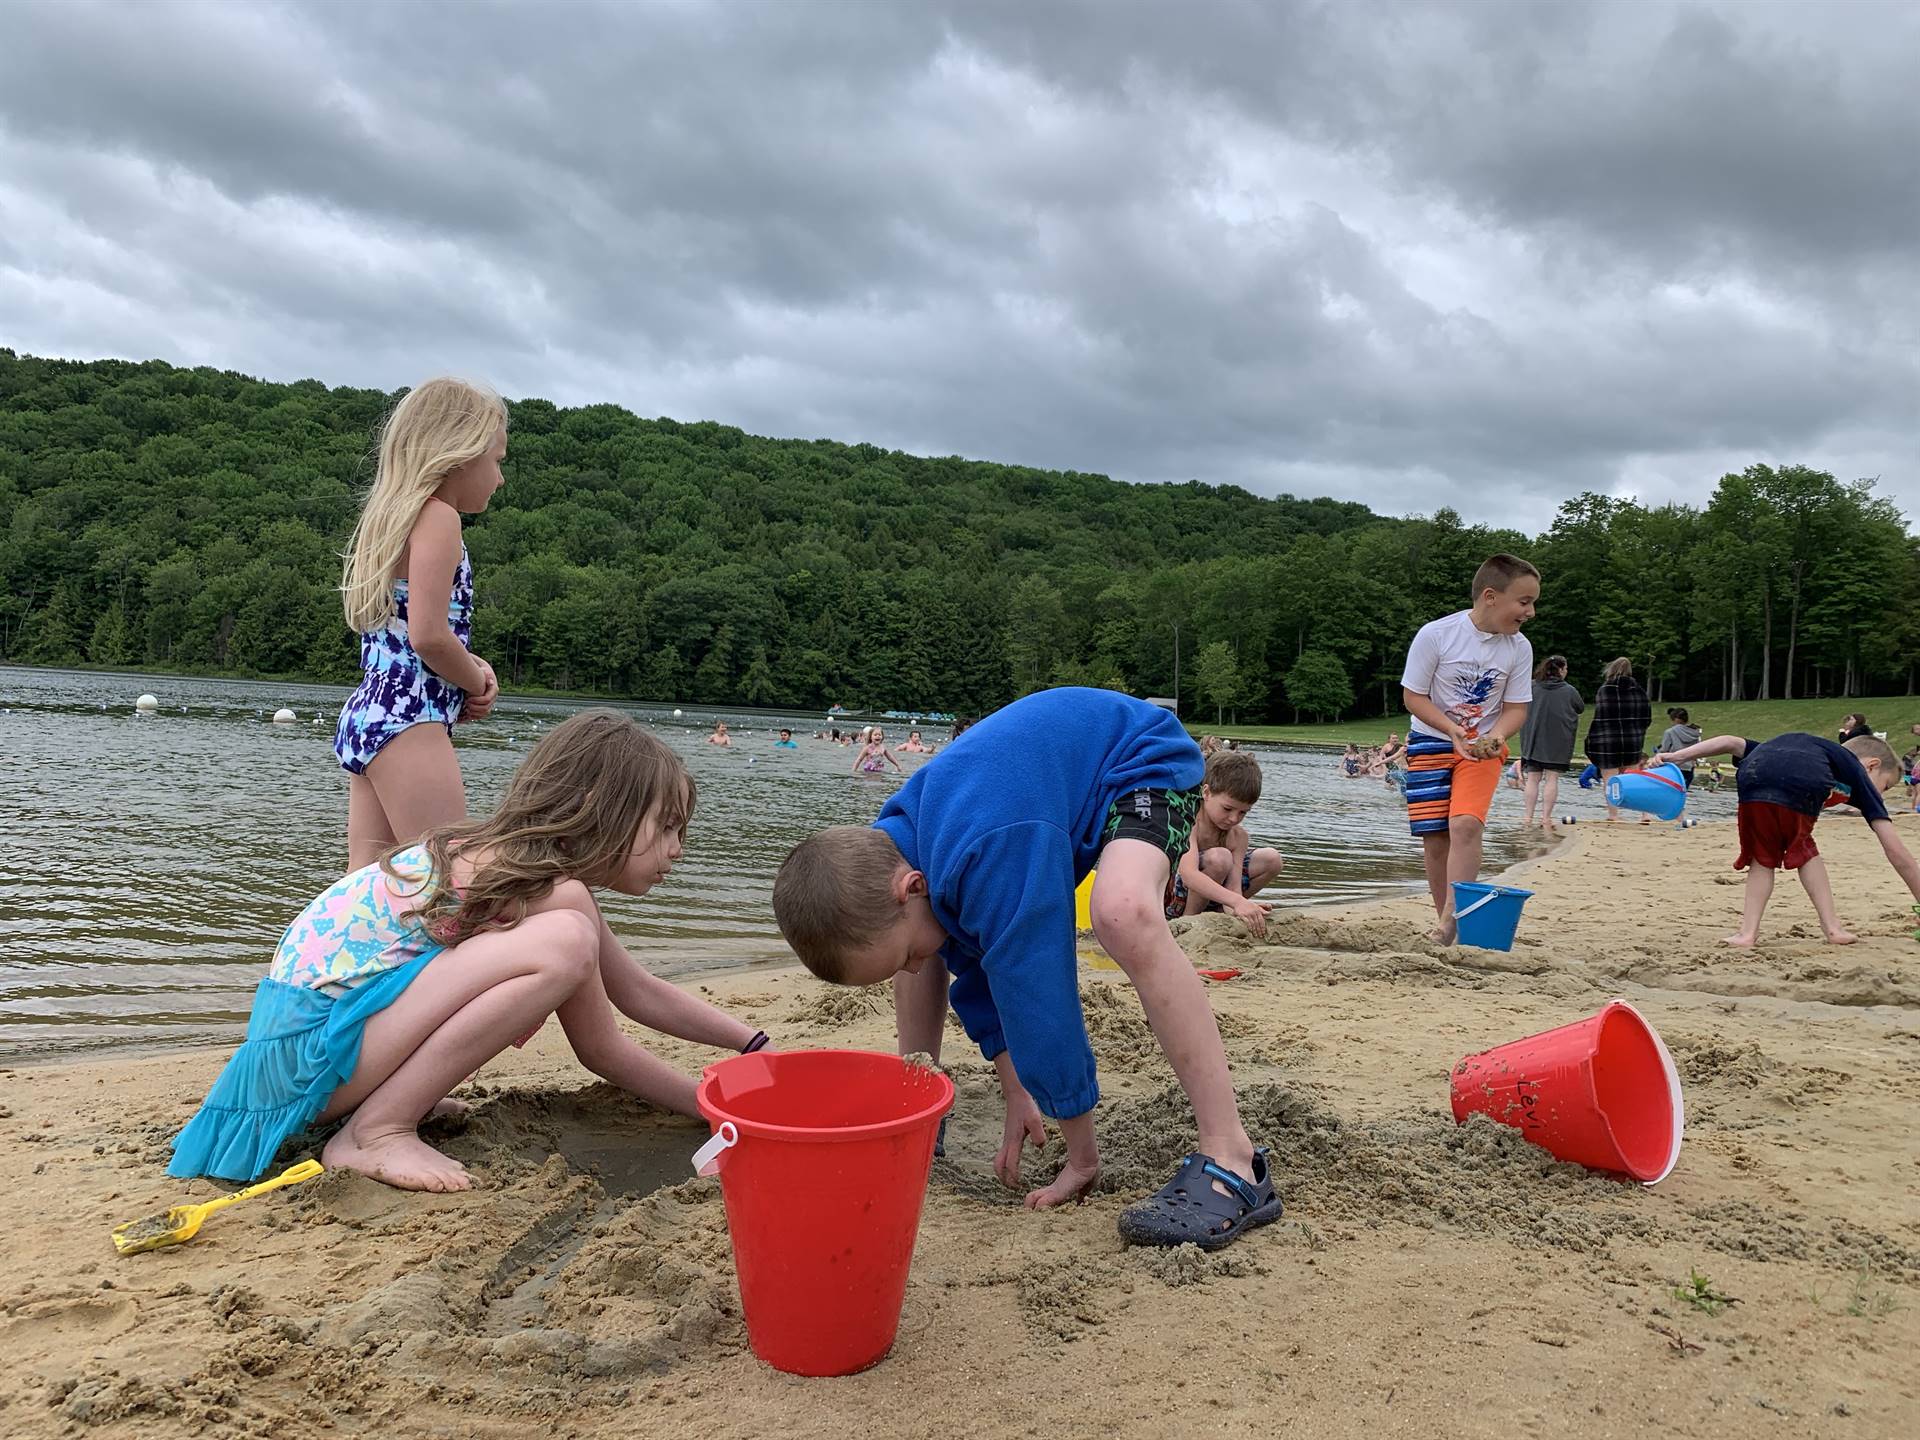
[0,665,1733,1060]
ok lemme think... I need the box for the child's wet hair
[1471,553,1539,599]
[1206,750,1262,804]
[1843,734,1898,783]
[393,708,694,944]
[772,826,904,983]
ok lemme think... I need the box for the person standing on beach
[1400,554,1537,943]
[1518,655,1583,829]
[335,378,505,872]
[1655,707,1703,786]
[1583,658,1652,823]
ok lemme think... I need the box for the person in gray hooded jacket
[1656,707,1704,785]
[1519,655,1584,827]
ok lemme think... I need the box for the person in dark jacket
[1519,655,1584,827]
[1584,657,1652,822]
[1836,712,1873,743]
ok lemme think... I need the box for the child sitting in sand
[773,687,1282,1250]
[1402,554,1538,943]
[1656,731,1920,947]
[169,710,769,1191]
[1166,750,1285,939]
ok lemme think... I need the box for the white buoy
[135,694,158,711]
[1679,816,1700,829]
[1559,814,1578,824]
[673,708,683,719]
[272,707,296,724]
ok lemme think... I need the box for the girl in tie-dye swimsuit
[334,377,508,871]
[169,711,771,1192]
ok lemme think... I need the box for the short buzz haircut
[1843,734,1898,778]
[1472,553,1540,600]
[771,826,904,983]
[1205,750,1262,805]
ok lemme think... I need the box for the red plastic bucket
[694,1049,954,1376]
[1448,1000,1684,1184]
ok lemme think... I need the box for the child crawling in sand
[1656,730,1920,947]
[169,710,769,1191]
[1166,750,1285,939]
[773,687,1282,1251]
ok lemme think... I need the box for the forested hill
[2,350,1914,720]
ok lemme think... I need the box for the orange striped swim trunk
[1404,730,1505,836]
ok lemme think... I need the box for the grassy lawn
[1195,694,1920,750]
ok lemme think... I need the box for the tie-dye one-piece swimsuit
[332,545,474,775]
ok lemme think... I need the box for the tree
[1284,650,1353,722]
[1191,641,1242,723]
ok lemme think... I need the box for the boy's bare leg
[1091,839,1255,1187]
[1245,847,1285,895]
[1434,815,1485,945]
[1724,865,1773,947]
[1180,848,1233,915]
[893,953,948,1061]
[1421,832,1451,939]
[1793,856,1857,944]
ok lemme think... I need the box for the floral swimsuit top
[271,846,444,992]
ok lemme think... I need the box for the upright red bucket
[695,1049,954,1376]
[1449,1001,1684,1184]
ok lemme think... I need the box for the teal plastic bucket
[1452,882,1534,951]
[1606,762,1687,820]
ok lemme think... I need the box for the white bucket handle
[1454,888,1505,922]
[691,1121,738,1177]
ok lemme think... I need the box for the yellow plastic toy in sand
[1074,870,1096,930]
[111,1160,323,1256]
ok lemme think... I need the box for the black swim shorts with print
[1100,786,1203,871]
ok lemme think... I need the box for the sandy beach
[3,816,1916,1439]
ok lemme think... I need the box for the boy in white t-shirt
[1400,554,1540,943]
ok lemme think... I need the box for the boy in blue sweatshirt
[1658,730,1920,946]
[772,688,1281,1250]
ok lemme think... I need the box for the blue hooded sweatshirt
[873,688,1203,1119]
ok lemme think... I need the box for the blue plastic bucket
[1606,762,1687,820]
[1451,881,1534,951]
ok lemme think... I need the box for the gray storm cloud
[0,0,1912,530]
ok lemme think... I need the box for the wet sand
[3,816,1916,1438]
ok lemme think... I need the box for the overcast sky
[1,0,1913,531]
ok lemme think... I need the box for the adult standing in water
[1518,655,1583,828]
[1584,658,1651,823]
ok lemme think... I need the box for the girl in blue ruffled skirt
[170,710,768,1192]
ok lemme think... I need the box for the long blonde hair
[387,709,696,946]
[341,376,507,632]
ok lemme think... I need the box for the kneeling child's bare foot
[428,1096,471,1120]
[323,1122,470,1193]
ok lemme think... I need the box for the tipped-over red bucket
[1449,1001,1684,1184]
[694,1049,954,1376]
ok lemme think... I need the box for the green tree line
[3,351,1914,720]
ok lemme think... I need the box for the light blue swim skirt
[168,947,441,1182]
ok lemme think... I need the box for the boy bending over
[1166,750,1285,939]
[772,688,1281,1251]
[1401,554,1539,943]
[1658,731,1920,946]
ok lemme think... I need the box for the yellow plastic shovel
[111,1160,323,1256]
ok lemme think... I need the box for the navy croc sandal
[1118,1148,1283,1250]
